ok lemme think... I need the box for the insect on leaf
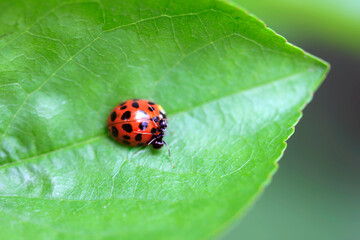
[0,0,328,239]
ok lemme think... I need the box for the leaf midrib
[1,68,312,170]
[0,5,305,163]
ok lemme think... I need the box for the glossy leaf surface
[0,0,328,239]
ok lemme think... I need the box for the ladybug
[107,99,174,168]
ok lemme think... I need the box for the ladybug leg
[133,144,149,156]
[163,140,175,168]
[146,137,157,146]
[133,137,157,155]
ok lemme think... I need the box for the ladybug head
[159,119,167,129]
[152,139,164,149]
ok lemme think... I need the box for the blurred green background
[221,0,360,239]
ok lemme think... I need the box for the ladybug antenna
[163,140,175,168]
[167,114,176,121]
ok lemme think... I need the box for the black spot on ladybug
[148,101,155,105]
[138,143,145,147]
[148,106,155,111]
[111,111,117,122]
[111,126,118,137]
[135,134,142,141]
[151,128,157,133]
[139,122,148,130]
[120,105,127,110]
[132,102,139,108]
[123,135,130,140]
[121,111,131,120]
[123,140,131,145]
[122,124,133,133]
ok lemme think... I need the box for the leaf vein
[0,69,311,171]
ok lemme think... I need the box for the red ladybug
[107,99,174,168]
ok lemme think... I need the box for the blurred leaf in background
[229,0,360,54]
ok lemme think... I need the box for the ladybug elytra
[107,99,174,168]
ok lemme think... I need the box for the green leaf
[0,0,328,239]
